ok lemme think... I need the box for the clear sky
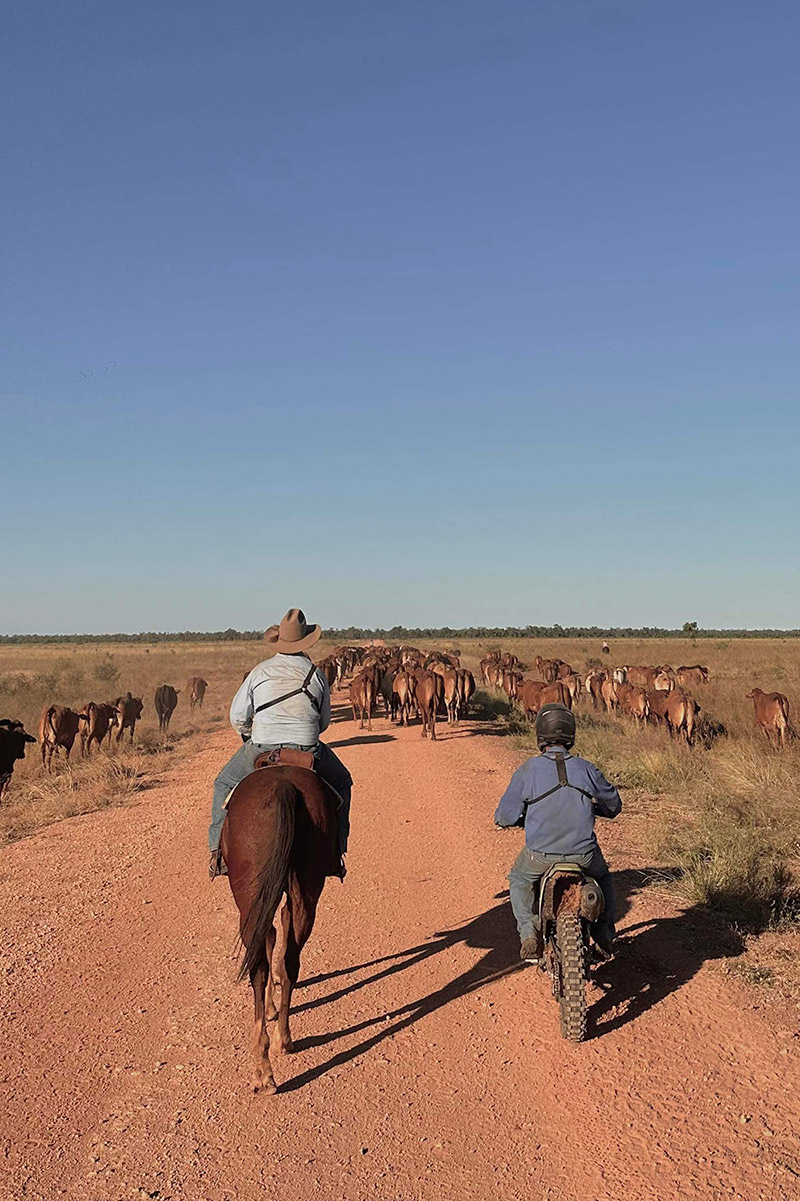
[2,0,799,633]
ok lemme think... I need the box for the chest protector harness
[523,752,595,813]
[253,663,322,716]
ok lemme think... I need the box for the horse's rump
[222,766,337,981]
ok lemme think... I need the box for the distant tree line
[1,624,800,644]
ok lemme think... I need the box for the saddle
[253,747,316,772]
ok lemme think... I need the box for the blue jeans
[508,846,615,942]
[209,740,352,855]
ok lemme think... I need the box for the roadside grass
[0,739,179,845]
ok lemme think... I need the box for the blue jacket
[494,745,621,856]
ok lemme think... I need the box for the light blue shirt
[230,654,331,747]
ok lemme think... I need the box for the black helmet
[535,703,576,749]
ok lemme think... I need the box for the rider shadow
[280,894,522,1093]
[589,899,745,1039]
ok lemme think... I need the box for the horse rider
[494,702,620,961]
[208,608,352,880]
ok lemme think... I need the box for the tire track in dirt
[1,700,799,1200]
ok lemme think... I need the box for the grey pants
[209,740,352,855]
[508,846,615,942]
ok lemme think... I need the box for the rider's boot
[591,920,615,956]
[520,929,543,963]
[208,848,228,880]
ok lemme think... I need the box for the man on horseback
[209,608,352,880]
[494,703,620,962]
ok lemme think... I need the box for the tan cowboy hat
[264,608,322,654]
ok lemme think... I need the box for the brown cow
[0,720,36,801]
[517,680,546,721]
[486,663,503,690]
[626,666,658,689]
[416,671,443,740]
[479,657,495,686]
[349,672,376,731]
[746,688,792,748]
[442,667,461,723]
[560,672,582,708]
[78,702,118,756]
[392,670,416,726]
[39,705,83,770]
[616,684,650,726]
[585,670,607,710]
[501,652,519,670]
[645,689,671,726]
[665,689,700,746]
[538,659,559,684]
[187,676,208,713]
[114,694,145,743]
[541,680,572,710]
[600,677,619,713]
[154,684,179,732]
[457,668,476,718]
[556,662,574,680]
[653,669,675,692]
[677,666,710,688]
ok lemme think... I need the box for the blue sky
[2,0,799,633]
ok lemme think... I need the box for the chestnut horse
[221,765,337,1092]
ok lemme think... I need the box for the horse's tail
[237,778,297,983]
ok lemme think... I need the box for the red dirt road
[2,703,800,1201]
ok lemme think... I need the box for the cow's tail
[237,779,296,984]
[44,706,59,739]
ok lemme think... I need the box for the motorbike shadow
[587,869,746,1039]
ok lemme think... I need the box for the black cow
[0,719,36,801]
[154,684,179,732]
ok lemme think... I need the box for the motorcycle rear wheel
[555,911,588,1042]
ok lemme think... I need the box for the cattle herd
[0,677,208,801]
[480,652,795,749]
[319,645,475,740]
[0,640,796,805]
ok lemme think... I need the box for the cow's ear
[26,734,36,742]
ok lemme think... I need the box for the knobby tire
[555,911,588,1043]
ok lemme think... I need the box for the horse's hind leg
[250,963,276,1094]
[265,925,278,1021]
[275,886,319,1054]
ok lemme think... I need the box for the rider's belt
[253,663,321,716]
[522,752,596,812]
[253,747,316,771]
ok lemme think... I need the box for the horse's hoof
[252,1074,277,1094]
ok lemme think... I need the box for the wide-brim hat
[264,608,322,654]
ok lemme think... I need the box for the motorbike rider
[494,703,620,961]
[208,608,352,880]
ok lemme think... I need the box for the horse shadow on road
[280,871,747,1088]
[280,893,523,1092]
[326,734,396,748]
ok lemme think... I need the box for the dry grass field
[3,634,800,1000]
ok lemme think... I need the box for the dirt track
[2,700,800,1201]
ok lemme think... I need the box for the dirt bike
[537,862,605,1043]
